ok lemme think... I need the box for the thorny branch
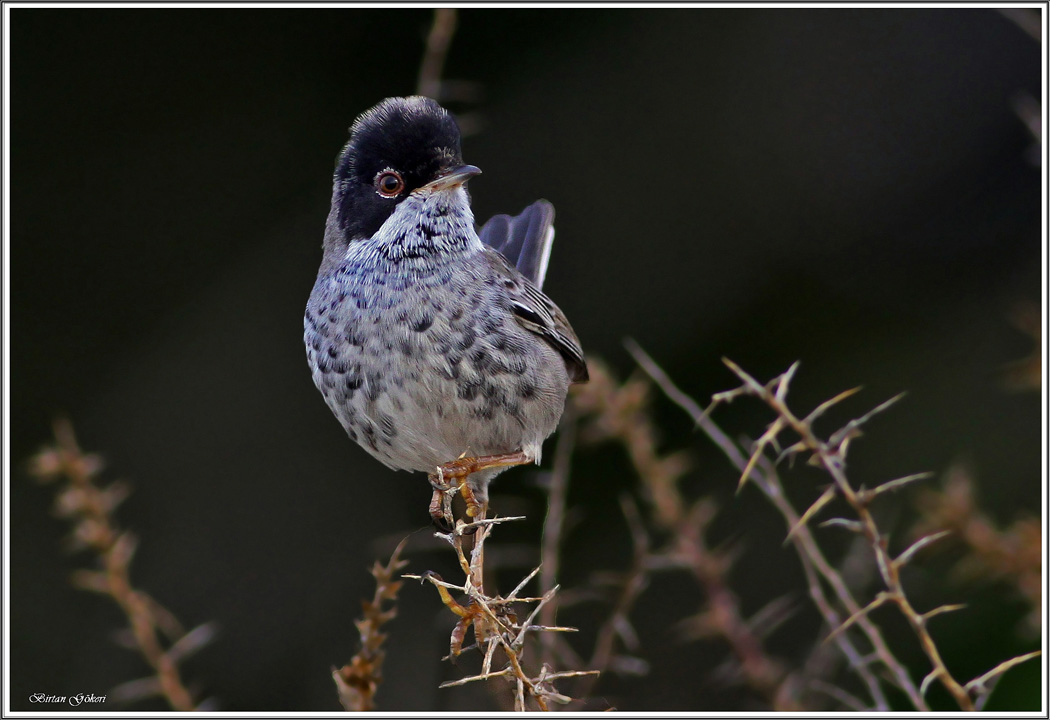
[717,357,973,709]
[333,539,409,711]
[29,419,210,711]
[626,340,1040,711]
[406,516,595,711]
[569,359,786,706]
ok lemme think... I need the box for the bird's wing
[482,248,588,384]
[477,199,555,290]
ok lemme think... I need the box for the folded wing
[481,248,589,384]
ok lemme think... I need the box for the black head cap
[333,96,464,240]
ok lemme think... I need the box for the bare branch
[921,604,967,623]
[439,668,513,688]
[824,593,893,644]
[28,420,202,712]
[785,486,838,543]
[859,472,935,503]
[964,650,1041,698]
[819,518,864,533]
[826,393,905,452]
[333,538,409,711]
[892,531,951,570]
[416,9,458,99]
[802,386,862,426]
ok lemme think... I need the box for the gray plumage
[304,96,586,504]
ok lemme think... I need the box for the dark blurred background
[8,7,1043,712]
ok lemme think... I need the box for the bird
[304,96,587,529]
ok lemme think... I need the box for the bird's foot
[427,451,531,531]
[428,470,456,532]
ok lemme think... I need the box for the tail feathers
[477,200,555,289]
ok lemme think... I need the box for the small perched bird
[305,96,587,527]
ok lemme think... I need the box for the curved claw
[429,478,454,531]
[431,512,454,534]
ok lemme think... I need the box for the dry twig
[407,516,593,711]
[29,419,209,711]
[626,341,1041,711]
[417,8,458,100]
[569,359,786,706]
[333,539,410,711]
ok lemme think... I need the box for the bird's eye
[375,170,405,197]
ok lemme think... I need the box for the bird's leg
[454,475,484,522]
[438,450,532,520]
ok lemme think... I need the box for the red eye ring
[375,170,405,197]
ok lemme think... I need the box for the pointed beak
[423,164,482,192]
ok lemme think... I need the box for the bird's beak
[423,164,482,192]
